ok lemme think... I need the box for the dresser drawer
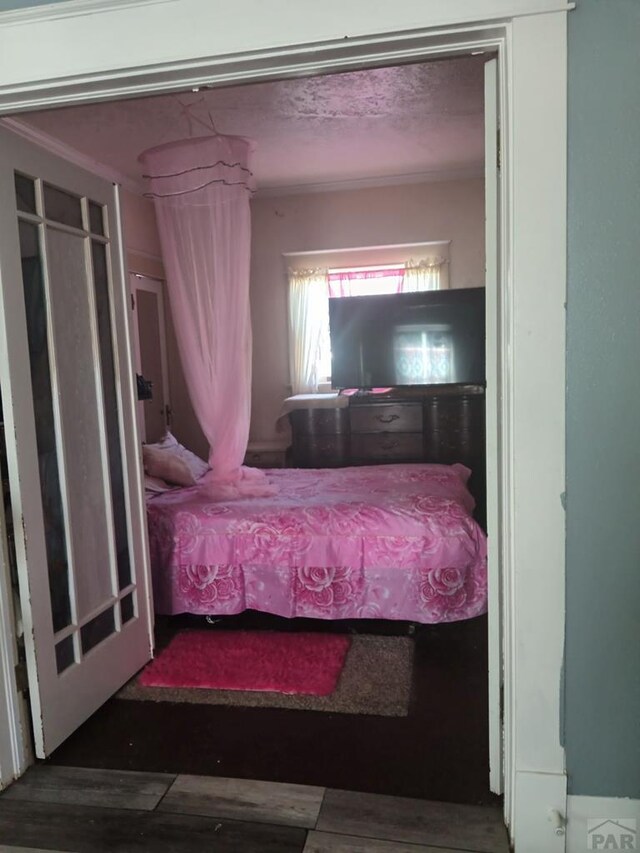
[424,395,485,463]
[350,403,423,434]
[292,435,349,468]
[351,432,424,462]
[289,407,349,436]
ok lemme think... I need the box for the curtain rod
[283,240,450,258]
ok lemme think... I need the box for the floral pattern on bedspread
[147,463,487,623]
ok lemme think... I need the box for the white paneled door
[0,125,153,757]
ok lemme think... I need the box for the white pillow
[147,431,209,481]
[144,474,175,494]
[142,445,195,487]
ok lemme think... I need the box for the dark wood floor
[0,765,510,852]
[47,612,494,806]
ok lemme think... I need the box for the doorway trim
[129,273,171,443]
[0,4,570,849]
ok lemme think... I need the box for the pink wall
[250,178,485,442]
[120,188,163,265]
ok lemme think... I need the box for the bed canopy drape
[140,133,271,497]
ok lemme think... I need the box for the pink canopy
[140,134,272,497]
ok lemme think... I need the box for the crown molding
[0,117,144,194]
[0,0,176,27]
[253,166,484,198]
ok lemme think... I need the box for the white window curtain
[287,258,447,396]
[288,268,329,394]
[402,258,447,292]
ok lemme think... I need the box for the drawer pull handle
[381,440,399,451]
[376,413,400,424]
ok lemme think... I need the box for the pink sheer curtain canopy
[140,134,273,498]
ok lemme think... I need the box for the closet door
[0,125,153,757]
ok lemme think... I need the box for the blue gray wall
[0,0,65,10]
[565,0,640,798]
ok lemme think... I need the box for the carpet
[136,629,350,696]
[119,633,414,717]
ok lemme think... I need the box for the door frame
[129,273,171,443]
[483,55,502,797]
[0,4,571,849]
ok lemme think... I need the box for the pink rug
[138,630,351,696]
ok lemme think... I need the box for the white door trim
[0,0,573,114]
[507,12,568,836]
[129,273,171,442]
[0,0,174,28]
[0,5,569,849]
[484,56,502,797]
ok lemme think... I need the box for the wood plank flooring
[1,765,174,811]
[0,766,509,853]
[157,774,325,827]
[317,789,508,852]
[303,834,475,853]
[49,614,493,804]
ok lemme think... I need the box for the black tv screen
[329,287,485,389]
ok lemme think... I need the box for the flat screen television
[329,287,485,389]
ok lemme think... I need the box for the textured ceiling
[21,56,485,191]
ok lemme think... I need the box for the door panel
[0,126,154,757]
[19,220,73,636]
[46,227,115,618]
[92,241,133,592]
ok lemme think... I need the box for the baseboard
[567,794,640,852]
[513,770,567,853]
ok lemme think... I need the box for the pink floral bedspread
[146,463,487,624]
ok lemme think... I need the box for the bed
[146,463,487,624]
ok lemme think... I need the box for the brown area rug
[118,634,414,717]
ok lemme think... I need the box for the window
[328,265,405,298]
[288,256,447,395]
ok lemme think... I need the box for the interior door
[130,274,171,442]
[484,57,504,794]
[0,125,154,758]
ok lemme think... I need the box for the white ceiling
[19,56,485,193]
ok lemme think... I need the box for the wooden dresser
[288,385,486,521]
[349,401,424,465]
[244,440,289,469]
[287,407,350,468]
